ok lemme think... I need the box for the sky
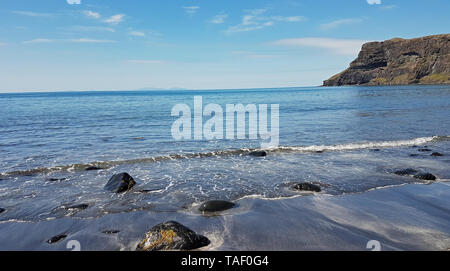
[0,0,449,92]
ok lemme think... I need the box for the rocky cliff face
[323,34,450,86]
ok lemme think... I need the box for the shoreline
[1,180,449,251]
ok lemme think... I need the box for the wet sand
[1,181,449,251]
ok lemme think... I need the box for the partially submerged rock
[85,166,104,171]
[66,204,89,211]
[290,183,322,192]
[414,173,437,181]
[394,168,419,176]
[47,178,67,182]
[418,148,432,152]
[47,234,67,244]
[0,208,5,214]
[136,221,210,251]
[104,173,136,193]
[198,200,236,213]
[431,152,444,157]
[249,150,267,157]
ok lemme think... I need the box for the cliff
[323,34,450,86]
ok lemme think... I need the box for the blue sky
[0,0,449,92]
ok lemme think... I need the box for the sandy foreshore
[1,181,449,251]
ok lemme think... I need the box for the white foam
[277,136,442,153]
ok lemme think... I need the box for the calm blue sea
[0,85,449,250]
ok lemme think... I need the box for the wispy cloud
[11,10,52,17]
[23,38,54,44]
[381,5,397,10]
[23,38,116,44]
[129,31,146,37]
[83,10,101,19]
[367,0,382,5]
[127,60,168,64]
[0,42,6,47]
[183,6,200,15]
[69,38,116,43]
[320,18,364,30]
[71,26,115,33]
[225,9,305,34]
[272,37,368,55]
[67,0,81,5]
[104,14,125,24]
[209,14,228,24]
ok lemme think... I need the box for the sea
[0,85,449,250]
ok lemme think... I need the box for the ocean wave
[1,135,448,177]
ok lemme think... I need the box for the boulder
[249,150,267,157]
[104,173,136,193]
[290,183,322,192]
[136,221,210,251]
[198,200,236,213]
[414,173,437,181]
[0,208,5,214]
[431,152,444,157]
[47,234,67,244]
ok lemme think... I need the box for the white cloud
[104,14,125,24]
[320,18,364,30]
[67,0,81,4]
[84,10,100,19]
[129,31,146,37]
[225,9,304,34]
[272,37,368,55]
[210,14,228,24]
[183,6,200,15]
[23,38,54,44]
[11,11,52,17]
[23,38,116,44]
[367,0,382,4]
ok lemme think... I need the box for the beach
[0,85,449,250]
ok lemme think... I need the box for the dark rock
[66,204,89,211]
[104,173,136,193]
[431,152,444,157]
[85,166,104,171]
[0,208,5,214]
[136,221,210,251]
[323,34,450,86]
[409,154,420,157]
[47,178,67,182]
[394,168,419,176]
[198,200,236,213]
[418,148,432,152]
[371,149,381,152]
[249,150,267,157]
[414,173,437,181]
[102,230,120,234]
[290,183,322,192]
[47,234,67,244]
